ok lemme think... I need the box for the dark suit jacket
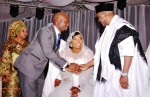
[14,24,67,79]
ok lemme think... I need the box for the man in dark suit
[14,12,80,97]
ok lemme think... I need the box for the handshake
[65,63,82,74]
[54,63,90,87]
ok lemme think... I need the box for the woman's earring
[70,44,72,47]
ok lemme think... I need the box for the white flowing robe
[93,15,150,97]
[146,43,150,69]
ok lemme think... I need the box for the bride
[42,31,94,97]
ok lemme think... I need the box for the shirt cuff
[62,62,69,71]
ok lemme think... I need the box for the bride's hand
[54,79,61,87]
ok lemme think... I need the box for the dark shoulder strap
[109,25,147,70]
[109,25,136,70]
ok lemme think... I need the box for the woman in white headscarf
[47,31,94,97]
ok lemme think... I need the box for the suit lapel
[48,25,57,51]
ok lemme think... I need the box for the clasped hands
[66,63,90,74]
[54,63,89,87]
[54,63,81,87]
[66,63,81,74]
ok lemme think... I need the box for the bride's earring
[70,44,73,48]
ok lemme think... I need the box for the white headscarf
[60,31,94,65]
[64,31,85,51]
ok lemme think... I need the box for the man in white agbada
[146,43,150,68]
[81,2,150,97]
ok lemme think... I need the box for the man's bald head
[53,12,69,24]
[53,12,69,32]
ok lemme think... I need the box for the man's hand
[80,59,94,71]
[119,75,129,89]
[66,63,81,74]
[80,64,89,71]
[54,79,61,87]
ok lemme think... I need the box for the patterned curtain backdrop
[24,14,53,42]
[127,0,149,5]
[68,10,99,52]
[0,22,10,57]
[0,10,99,57]
[1,5,150,56]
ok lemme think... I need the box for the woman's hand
[54,79,61,87]
[70,86,80,97]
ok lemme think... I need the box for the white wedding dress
[42,32,94,97]
[48,47,94,97]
